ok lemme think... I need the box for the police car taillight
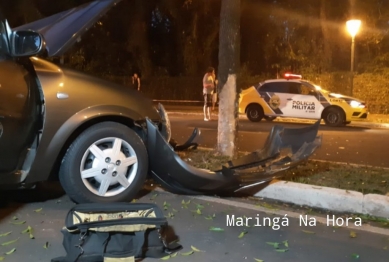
[284,73,302,80]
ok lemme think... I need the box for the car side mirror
[10,30,45,57]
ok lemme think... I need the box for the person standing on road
[203,67,215,121]
[131,73,141,91]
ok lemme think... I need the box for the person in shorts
[203,67,215,121]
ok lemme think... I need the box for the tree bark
[217,0,240,157]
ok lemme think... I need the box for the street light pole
[350,35,355,95]
[346,19,361,96]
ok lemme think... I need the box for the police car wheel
[264,116,276,122]
[246,104,264,122]
[323,107,345,127]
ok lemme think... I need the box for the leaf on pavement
[12,216,18,220]
[191,245,205,252]
[160,255,171,260]
[349,231,357,238]
[181,251,194,256]
[282,240,289,248]
[238,230,248,238]
[0,232,11,237]
[196,204,205,209]
[254,259,264,262]
[204,215,213,220]
[266,242,279,248]
[302,230,315,234]
[1,238,19,246]
[275,249,289,252]
[5,248,16,255]
[170,252,178,257]
[209,227,224,232]
[0,256,4,260]
[351,253,360,259]
[43,242,49,249]
[172,209,178,213]
[34,208,43,213]
[10,220,26,225]
[149,194,158,200]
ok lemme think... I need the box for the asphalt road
[168,114,389,168]
[0,185,388,262]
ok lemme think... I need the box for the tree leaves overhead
[1,0,388,77]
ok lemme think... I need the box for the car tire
[59,121,148,204]
[323,107,345,127]
[264,116,277,122]
[246,104,264,122]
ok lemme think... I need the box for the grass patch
[177,148,389,196]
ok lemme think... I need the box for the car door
[258,82,294,117]
[284,82,323,119]
[0,20,41,175]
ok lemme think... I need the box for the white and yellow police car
[239,74,368,127]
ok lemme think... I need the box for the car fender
[25,105,144,183]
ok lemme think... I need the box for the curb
[166,111,389,129]
[254,180,389,218]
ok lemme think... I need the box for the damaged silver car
[0,0,322,203]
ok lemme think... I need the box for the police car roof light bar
[284,73,302,80]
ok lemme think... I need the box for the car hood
[321,89,365,103]
[13,0,121,57]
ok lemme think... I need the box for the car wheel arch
[25,105,148,184]
[48,115,143,181]
[245,103,263,113]
[321,105,346,119]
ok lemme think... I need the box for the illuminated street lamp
[346,19,361,95]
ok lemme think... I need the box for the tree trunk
[217,0,241,157]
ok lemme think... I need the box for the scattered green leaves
[22,226,34,239]
[204,214,216,220]
[172,208,178,213]
[254,259,264,262]
[266,242,279,249]
[209,227,224,232]
[163,201,171,211]
[196,204,205,209]
[275,249,289,253]
[5,248,16,255]
[34,208,43,213]
[160,255,171,260]
[282,240,289,248]
[43,242,49,249]
[181,199,191,209]
[238,230,248,238]
[165,212,175,219]
[351,253,360,259]
[149,194,158,200]
[350,231,357,238]
[10,220,26,225]
[170,252,178,258]
[302,230,315,234]
[191,245,204,252]
[0,256,4,261]
[1,238,19,246]
[181,251,194,256]
[0,232,11,237]
[12,216,18,220]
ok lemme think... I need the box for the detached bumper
[146,106,321,195]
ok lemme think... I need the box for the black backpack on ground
[51,202,182,262]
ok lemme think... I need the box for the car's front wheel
[59,122,148,203]
[246,104,264,122]
[323,107,345,127]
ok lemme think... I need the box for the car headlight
[348,100,365,108]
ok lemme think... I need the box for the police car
[238,74,368,127]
